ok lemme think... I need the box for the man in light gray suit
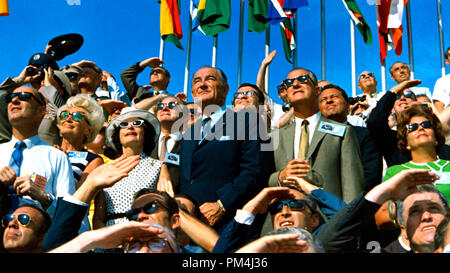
[268,68,365,204]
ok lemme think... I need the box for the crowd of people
[0,40,450,254]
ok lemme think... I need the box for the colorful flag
[0,0,9,16]
[280,18,296,63]
[267,0,308,24]
[159,0,183,50]
[191,0,204,34]
[342,0,372,45]
[195,0,231,37]
[376,0,408,63]
[248,0,269,33]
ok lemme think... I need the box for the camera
[282,103,291,112]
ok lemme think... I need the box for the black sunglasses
[157,101,178,110]
[126,200,167,221]
[359,72,374,79]
[5,92,45,105]
[406,121,433,132]
[268,199,308,215]
[282,75,311,87]
[119,119,145,129]
[65,72,79,81]
[234,91,255,98]
[2,214,31,228]
[396,91,415,100]
[349,95,366,105]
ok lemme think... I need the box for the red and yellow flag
[160,0,183,50]
[0,0,9,16]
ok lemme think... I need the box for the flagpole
[265,27,270,93]
[293,9,298,68]
[321,0,326,80]
[159,38,165,61]
[184,1,194,96]
[381,60,387,92]
[350,20,356,97]
[212,35,218,68]
[237,0,245,88]
[405,1,415,80]
[436,0,446,76]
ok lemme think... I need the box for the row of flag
[157,0,409,65]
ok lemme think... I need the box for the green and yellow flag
[159,0,183,49]
[196,0,231,37]
[248,0,268,33]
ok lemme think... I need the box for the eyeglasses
[125,238,174,253]
[60,111,90,125]
[349,95,366,105]
[119,119,145,129]
[65,72,79,81]
[282,75,311,88]
[156,101,178,110]
[268,199,308,215]
[359,72,374,79]
[396,91,415,100]
[5,92,45,105]
[234,91,255,99]
[2,214,31,228]
[406,121,433,132]
[126,200,167,221]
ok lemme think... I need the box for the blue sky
[0,0,448,106]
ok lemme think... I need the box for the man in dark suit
[179,66,264,233]
[318,83,383,192]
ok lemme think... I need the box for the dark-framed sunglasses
[157,101,178,110]
[2,214,31,228]
[396,91,415,100]
[126,200,167,221]
[125,238,174,253]
[406,121,433,132]
[234,91,255,98]
[268,199,308,215]
[119,119,145,129]
[349,95,366,105]
[359,72,374,79]
[65,72,79,81]
[60,111,90,125]
[5,92,45,105]
[282,75,311,87]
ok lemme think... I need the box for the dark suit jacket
[150,136,181,193]
[367,91,450,167]
[351,125,383,192]
[120,62,152,101]
[42,198,88,251]
[179,109,264,232]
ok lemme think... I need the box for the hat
[28,53,59,70]
[61,64,83,74]
[105,109,160,153]
[53,70,72,96]
[47,33,84,61]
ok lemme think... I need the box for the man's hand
[365,169,438,205]
[236,234,312,253]
[13,176,44,199]
[262,50,276,66]
[175,92,187,103]
[278,159,311,182]
[199,202,225,227]
[242,187,295,216]
[43,67,60,92]
[0,166,17,187]
[281,176,320,194]
[391,79,422,95]
[13,65,42,86]
[156,164,174,197]
[97,99,128,115]
[139,57,164,69]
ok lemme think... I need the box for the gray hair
[288,67,318,86]
[57,94,105,144]
[266,227,324,253]
[397,184,449,226]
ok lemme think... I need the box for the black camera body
[282,103,291,112]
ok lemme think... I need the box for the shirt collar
[10,134,41,149]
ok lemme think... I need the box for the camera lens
[26,67,37,76]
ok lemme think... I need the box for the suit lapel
[197,110,229,149]
[307,116,327,160]
[282,122,296,162]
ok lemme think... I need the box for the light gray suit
[268,115,365,203]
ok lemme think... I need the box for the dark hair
[151,66,171,78]
[445,47,450,59]
[396,104,446,155]
[233,83,265,105]
[111,119,156,156]
[434,211,450,251]
[18,204,51,235]
[319,84,349,103]
[133,188,179,216]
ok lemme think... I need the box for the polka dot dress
[104,153,163,226]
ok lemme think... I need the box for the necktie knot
[15,141,26,150]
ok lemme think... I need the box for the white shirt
[294,112,321,159]
[432,74,450,108]
[409,86,433,102]
[0,134,76,215]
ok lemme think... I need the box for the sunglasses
[396,91,415,100]
[359,72,374,79]
[349,95,366,105]
[126,200,166,221]
[2,214,31,228]
[125,238,174,253]
[406,121,433,132]
[65,72,79,81]
[234,91,256,99]
[157,101,178,110]
[60,111,90,125]
[5,92,45,105]
[119,119,145,129]
[268,199,308,215]
[282,75,311,87]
